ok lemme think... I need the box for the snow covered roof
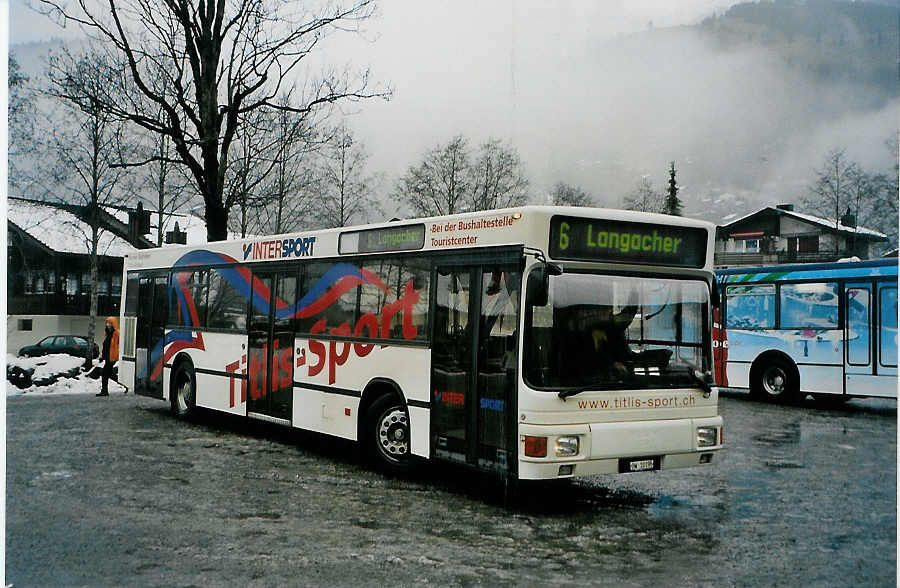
[720,206,887,240]
[100,205,130,225]
[7,198,139,257]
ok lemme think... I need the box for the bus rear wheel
[366,394,411,474]
[171,362,196,419]
[751,357,798,404]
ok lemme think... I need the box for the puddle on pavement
[647,491,726,522]
[752,421,801,446]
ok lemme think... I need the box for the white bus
[119,206,723,480]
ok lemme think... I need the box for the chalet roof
[7,198,139,257]
[720,206,887,241]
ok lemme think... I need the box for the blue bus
[716,258,897,403]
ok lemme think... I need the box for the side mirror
[526,263,562,307]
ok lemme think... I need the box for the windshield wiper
[557,379,627,400]
[557,369,714,400]
[675,367,714,397]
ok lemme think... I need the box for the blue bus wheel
[752,358,798,403]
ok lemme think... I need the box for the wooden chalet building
[715,204,889,267]
[6,197,155,354]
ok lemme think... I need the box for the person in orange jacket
[97,317,120,397]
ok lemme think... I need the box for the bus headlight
[697,426,718,448]
[555,436,580,457]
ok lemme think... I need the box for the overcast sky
[8,0,898,220]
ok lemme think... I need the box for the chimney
[166,221,188,245]
[775,203,794,211]
[840,207,856,228]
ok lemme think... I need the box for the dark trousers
[101,360,113,395]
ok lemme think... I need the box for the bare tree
[803,144,898,255]
[226,109,275,238]
[9,52,36,189]
[143,131,194,246]
[878,136,900,248]
[624,176,664,213]
[861,137,899,251]
[803,148,856,243]
[316,123,379,228]
[467,138,529,211]
[40,0,389,241]
[396,135,471,216]
[45,50,135,366]
[260,102,320,235]
[550,181,593,207]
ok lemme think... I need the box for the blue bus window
[726,284,775,329]
[880,287,898,368]
[846,287,870,365]
[780,282,838,329]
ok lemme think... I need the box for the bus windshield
[524,272,711,391]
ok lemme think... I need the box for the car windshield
[524,272,711,391]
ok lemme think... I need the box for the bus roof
[125,205,717,271]
[716,257,898,281]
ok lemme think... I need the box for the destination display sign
[339,224,426,254]
[549,216,708,267]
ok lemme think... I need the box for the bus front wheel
[751,357,798,403]
[171,362,196,419]
[366,394,411,474]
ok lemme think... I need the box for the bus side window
[846,287,871,365]
[780,282,838,329]
[726,284,775,329]
[207,268,248,331]
[880,287,898,368]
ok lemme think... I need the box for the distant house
[715,204,889,267]
[6,197,154,354]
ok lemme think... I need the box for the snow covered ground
[6,353,126,396]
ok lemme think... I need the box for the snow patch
[6,353,126,396]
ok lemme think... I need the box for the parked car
[18,335,100,359]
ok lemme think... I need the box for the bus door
[876,282,898,395]
[844,281,883,397]
[247,269,297,424]
[135,274,168,399]
[846,281,898,398]
[431,264,521,473]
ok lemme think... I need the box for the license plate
[627,459,656,472]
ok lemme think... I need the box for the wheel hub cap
[378,408,409,461]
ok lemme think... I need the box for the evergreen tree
[664,161,683,216]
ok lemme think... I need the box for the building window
[742,239,760,253]
[18,319,33,331]
[66,273,78,295]
[798,236,818,253]
[111,274,122,296]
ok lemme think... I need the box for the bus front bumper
[516,416,724,480]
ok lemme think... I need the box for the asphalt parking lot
[6,390,896,586]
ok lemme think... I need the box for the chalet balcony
[714,251,853,267]
[8,293,121,316]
